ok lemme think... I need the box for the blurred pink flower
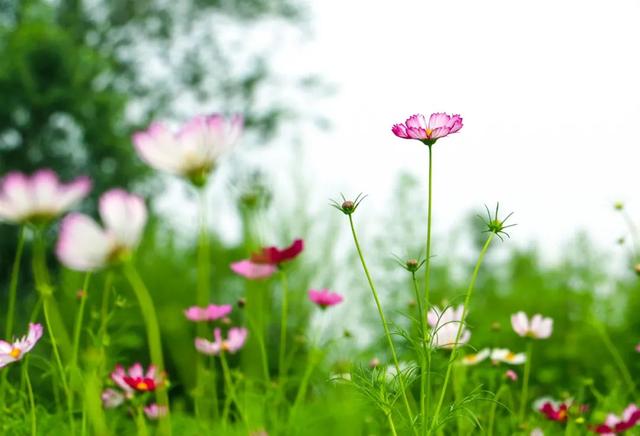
[595,404,640,434]
[308,289,343,309]
[101,388,125,409]
[230,260,277,279]
[56,189,147,271]
[184,304,233,322]
[111,363,165,394]
[231,239,304,280]
[511,311,553,339]
[635,343,640,353]
[392,113,463,145]
[505,369,518,381]
[195,327,248,355]
[144,404,168,420]
[0,169,90,225]
[133,114,243,186]
[535,397,570,422]
[0,323,43,368]
[427,305,470,349]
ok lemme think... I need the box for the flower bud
[635,264,640,276]
[490,321,501,332]
[237,297,246,308]
[221,317,232,326]
[406,258,419,271]
[76,289,87,300]
[369,357,380,369]
[342,200,354,211]
[614,202,624,211]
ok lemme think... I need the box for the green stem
[135,406,149,436]
[347,214,417,433]
[71,273,92,369]
[518,341,533,422]
[412,273,428,434]
[23,357,37,436]
[5,225,25,338]
[488,383,507,436]
[289,349,319,426]
[123,263,171,435]
[593,320,636,395]
[423,144,434,436]
[621,210,640,261]
[388,413,399,436]
[32,229,75,435]
[219,350,247,426]
[278,270,289,382]
[430,233,494,432]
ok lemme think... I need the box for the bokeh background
[1,0,640,427]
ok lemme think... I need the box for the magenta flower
[195,327,248,355]
[56,189,147,271]
[133,114,243,186]
[392,113,463,146]
[111,363,165,394]
[231,239,304,280]
[594,404,640,434]
[427,305,470,349]
[0,323,43,368]
[184,304,232,322]
[308,289,343,309]
[144,404,168,420]
[0,170,90,225]
[511,311,553,339]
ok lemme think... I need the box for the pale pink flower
[56,189,147,271]
[0,323,43,368]
[184,304,233,322]
[111,363,165,394]
[505,369,518,381]
[427,305,470,349]
[511,311,553,339]
[230,260,277,279]
[195,327,248,355]
[635,343,640,353]
[490,348,527,365]
[133,114,243,185]
[308,289,343,309]
[530,428,544,436]
[144,404,168,420]
[101,388,125,409]
[461,348,490,365]
[392,113,463,145]
[0,170,90,224]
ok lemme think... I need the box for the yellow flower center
[506,352,516,361]
[222,341,230,352]
[136,381,149,391]
[425,128,433,137]
[9,348,21,359]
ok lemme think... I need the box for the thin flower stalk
[123,263,171,435]
[278,270,290,381]
[347,214,417,433]
[518,340,533,422]
[593,319,636,395]
[411,271,429,434]
[5,225,25,339]
[431,233,494,432]
[22,357,37,436]
[70,272,92,430]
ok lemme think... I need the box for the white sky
[279,0,640,260]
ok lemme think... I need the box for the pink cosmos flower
[133,114,243,186]
[0,323,43,368]
[195,327,248,355]
[184,304,233,322]
[490,348,527,365]
[427,305,470,349]
[111,363,165,394]
[101,388,125,409]
[144,404,168,420]
[511,311,553,339]
[230,260,277,279]
[56,189,147,271]
[635,343,640,353]
[392,113,463,145]
[0,170,90,225]
[308,289,343,309]
[594,404,640,434]
[505,369,518,381]
[231,239,304,280]
[535,397,570,423]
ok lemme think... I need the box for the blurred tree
[0,0,308,272]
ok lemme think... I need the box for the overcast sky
[275,0,640,261]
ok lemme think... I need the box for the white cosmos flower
[133,114,243,186]
[461,348,491,365]
[56,189,147,271]
[0,323,43,368]
[490,348,527,365]
[0,169,90,224]
[511,311,553,339]
[427,305,471,349]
